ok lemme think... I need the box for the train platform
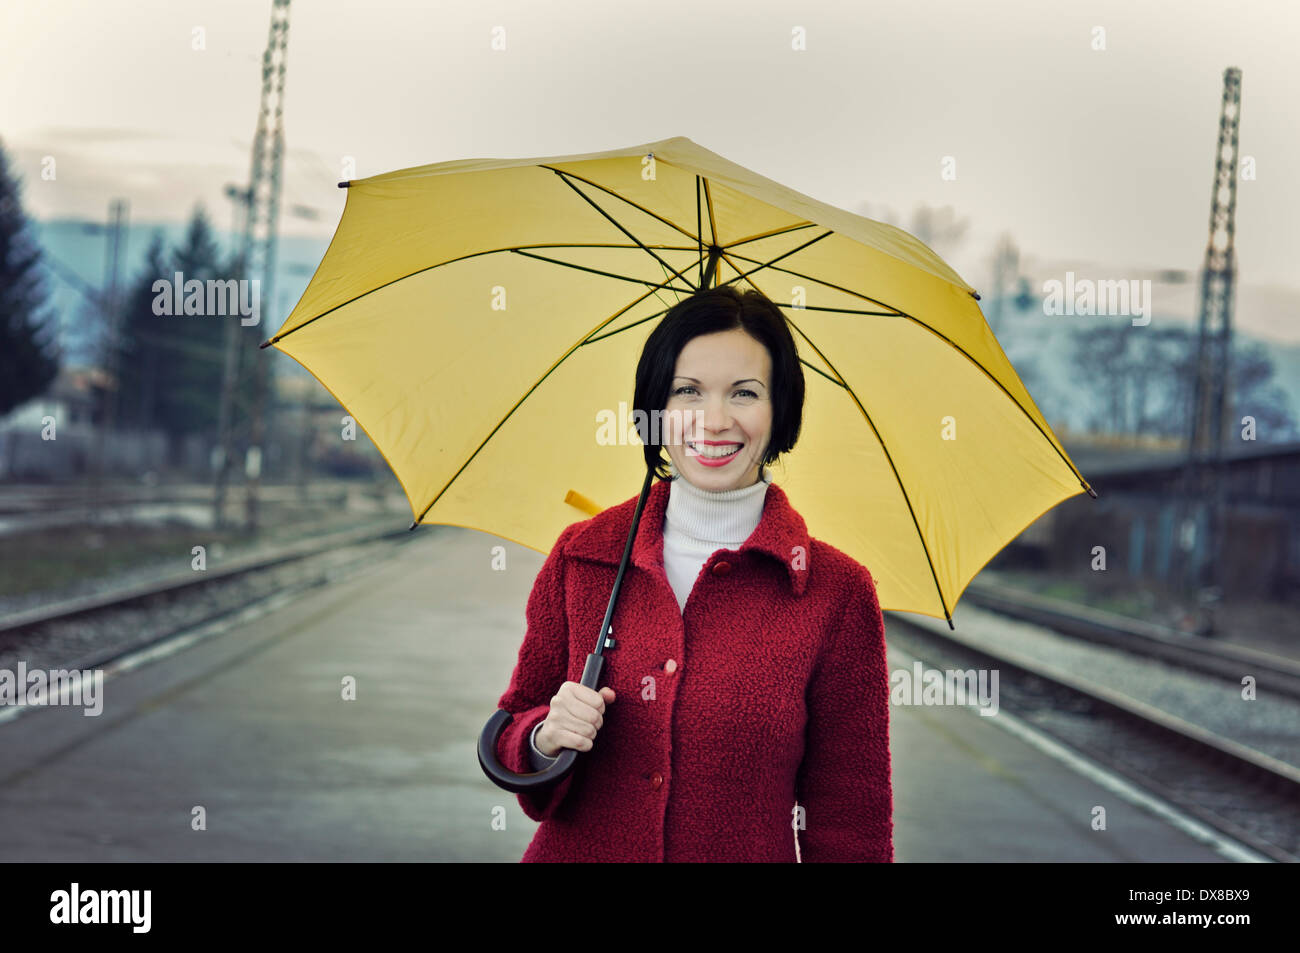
[0,526,1254,862]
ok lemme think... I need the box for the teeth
[690,442,741,458]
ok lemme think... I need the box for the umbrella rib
[537,247,855,363]
[702,178,722,271]
[768,304,901,317]
[550,169,699,290]
[537,165,701,244]
[576,309,862,356]
[722,248,901,312]
[798,358,850,388]
[702,230,837,290]
[696,176,703,288]
[538,164,809,255]
[411,257,702,526]
[511,249,697,295]
[701,178,719,249]
[262,242,697,348]
[581,307,672,346]
[725,221,821,249]
[717,248,1095,496]
[519,242,704,251]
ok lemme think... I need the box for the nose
[701,396,731,435]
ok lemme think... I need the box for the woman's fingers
[545,680,618,752]
[558,708,599,737]
[558,729,594,751]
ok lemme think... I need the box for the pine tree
[114,207,232,452]
[0,137,60,417]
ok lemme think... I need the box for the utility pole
[86,198,129,520]
[213,184,250,530]
[1179,66,1242,636]
[242,0,291,533]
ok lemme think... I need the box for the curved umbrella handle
[477,651,606,793]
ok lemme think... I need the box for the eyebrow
[674,377,765,387]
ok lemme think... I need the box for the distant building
[0,366,109,478]
[1002,437,1300,603]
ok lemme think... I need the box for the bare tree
[1062,322,1296,442]
[1069,322,1133,435]
[1231,340,1299,440]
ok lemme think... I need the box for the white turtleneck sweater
[529,467,771,765]
[661,467,772,613]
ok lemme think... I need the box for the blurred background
[0,0,1296,862]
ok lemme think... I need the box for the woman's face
[662,328,773,491]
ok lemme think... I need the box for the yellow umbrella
[263,134,1092,628]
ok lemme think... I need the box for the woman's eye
[672,386,758,398]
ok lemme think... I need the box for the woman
[493,285,893,862]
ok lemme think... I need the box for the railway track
[0,482,362,511]
[962,580,1300,699]
[0,522,423,676]
[886,611,1300,863]
[0,483,377,536]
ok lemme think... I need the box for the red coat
[494,476,893,862]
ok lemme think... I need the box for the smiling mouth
[687,441,743,459]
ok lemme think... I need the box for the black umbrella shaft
[591,464,657,657]
[702,245,722,289]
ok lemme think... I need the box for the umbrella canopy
[262,135,1093,624]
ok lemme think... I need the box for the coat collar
[565,476,811,597]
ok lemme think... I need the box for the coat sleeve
[493,522,579,822]
[794,564,894,862]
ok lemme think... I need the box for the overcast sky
[4,0,1297,340]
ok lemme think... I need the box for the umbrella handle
[477,651,606,793]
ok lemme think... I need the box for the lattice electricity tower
[1180,66,1242,631]
[214,0,291,531]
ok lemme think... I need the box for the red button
[651,772,663,789]
[711,560,731,576]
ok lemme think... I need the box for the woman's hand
[535,682,616,757]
